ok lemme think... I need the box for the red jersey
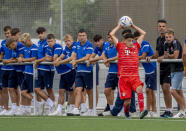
[116,41,140,76]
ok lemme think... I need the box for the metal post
[115,0,120,20]
[162,0,165,19]
[156,62,160,116]
[33,66,37,115]
[93,65,97,116]
[60,0,63,45]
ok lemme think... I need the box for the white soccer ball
[119,16,133,27]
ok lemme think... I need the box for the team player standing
[0,17,186,118]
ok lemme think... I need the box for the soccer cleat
[151,112,158,118]
[160,111,173,118]
[0,108,3,113]
[160,111,168,118]
[139,109,148,119]
[104,104,110,112]
[36,102,45,115]
[15,110,26,116]
[125,112,131,119]
[118,112,125,117]
[102,111,112,116]
[80,107,88,114]
[0,109,9,115]
[146,112,152,117]
[173,112,185,118]
[48,110,62,116]
[67,110,73,116]
[71,108,80,116]
[166,111,173,118]
[5,109,17,116]
[81,110,94,116]
[48,105,55,115]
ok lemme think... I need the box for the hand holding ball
[119,16,133,27]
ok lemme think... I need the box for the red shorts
[118,76,144,99]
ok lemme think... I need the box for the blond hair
[165,28,174,36]
[63,34,73,41]
[20,33,31,43]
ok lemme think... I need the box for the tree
[0,0,52,38]
[32,0,102,40]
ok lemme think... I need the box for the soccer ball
[119,16,133,27]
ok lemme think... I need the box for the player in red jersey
[110,21,148,119]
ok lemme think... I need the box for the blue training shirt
[23,44,38,75]
[72,41,93,72]
[62,42,75,69]
[1,39,15,70]
[104,42,118,73]
[13,42,25,72]
[37,38,54,71]
[139,40,156,74]
[94,42,109,56]
[46,43,72,75]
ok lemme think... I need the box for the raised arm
[131,24,146,46]
[110,21,122,46]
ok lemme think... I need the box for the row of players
[0,19,186,118]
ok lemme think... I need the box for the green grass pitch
[0,116,186,131]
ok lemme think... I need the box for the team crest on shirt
[122,93,126,96]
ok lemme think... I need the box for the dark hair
[107,30,111,35]
[3,26,11,32]
[93,34,103,42]
[11,28,20,36]
[78,29,86,33]
[122,29,132,36]
[6,37,16,47]
[133,31,140,38]
[124,33,134,39]
[36,27,46,34]
[157,19,167,24]
[47,34,55,39]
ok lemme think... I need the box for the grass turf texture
[0,116,186,131]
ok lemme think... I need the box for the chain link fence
[0,0,186,112]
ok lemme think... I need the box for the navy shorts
[96,63,99,86]
[59,69,76,91]
[105,73,118,90]
[145,71,157,90]
[0,68,2,90]
[16,72,24,87]
[36,70,55,89]
[2,70,17,88]
[75,71,93,89]
[21,74,33,93]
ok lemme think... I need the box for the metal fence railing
[0,59,183,116]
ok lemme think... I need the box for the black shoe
[139,110,148,119]
[125,112,131,119]
[98,113,104,116]
[160,111,173,118]
[166,111,173,118]
[104,104,110,112]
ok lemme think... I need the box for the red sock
[124,103,130,114]
[137,92,144,112]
